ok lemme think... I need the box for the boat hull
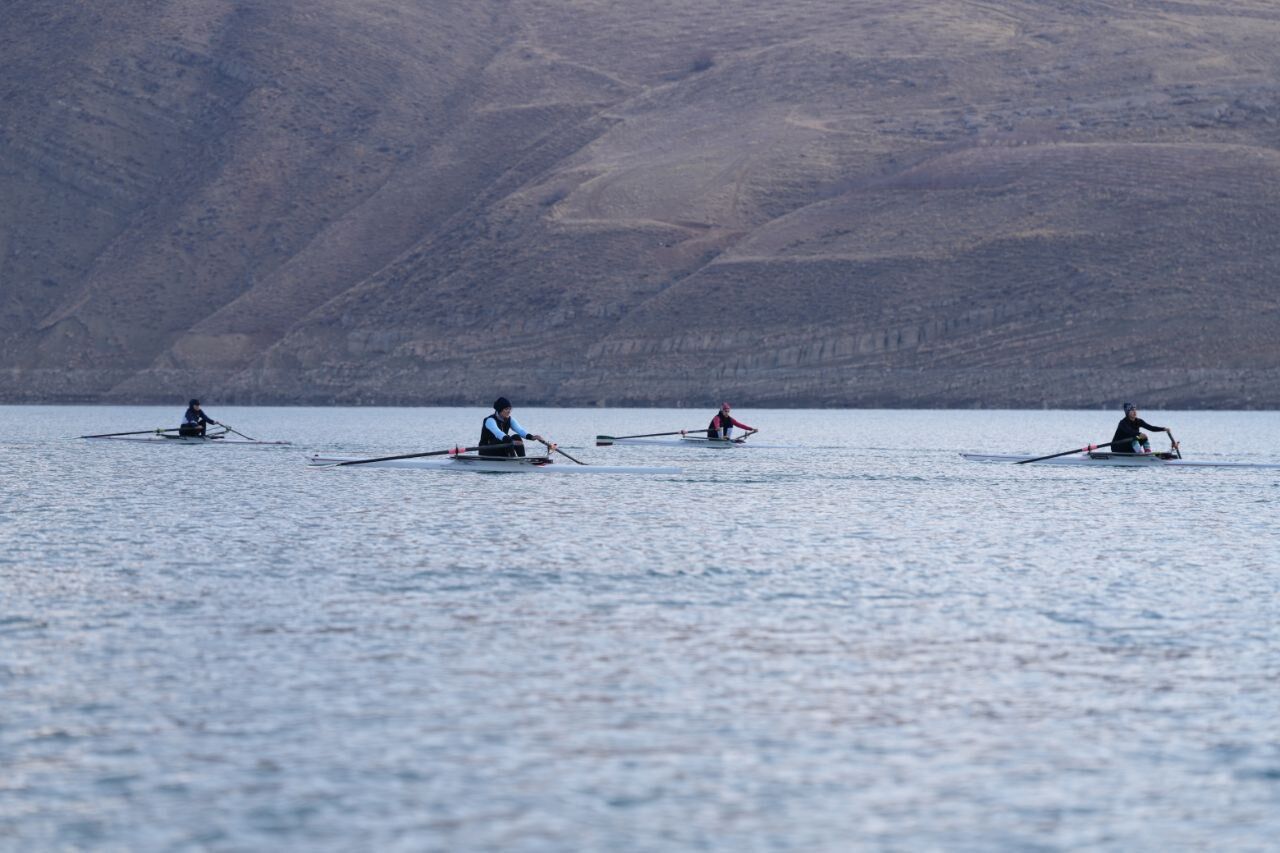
[961,452,1280,469]
[309,454,681,474]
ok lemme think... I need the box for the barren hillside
[2,0,1279,406]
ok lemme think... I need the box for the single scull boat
[308,453,681,475]
[81,427,290,446]
[597,435,795,449]
[961,452,1280,469]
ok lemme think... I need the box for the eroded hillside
[3,0,1279,406]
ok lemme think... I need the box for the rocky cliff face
[3,0,1279,407]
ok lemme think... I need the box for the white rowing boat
[961,452,1280,469]
[599,436,796,449]
[82,428,290,445]
[308,453,681,475]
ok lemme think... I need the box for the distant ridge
[2,0,1278,407]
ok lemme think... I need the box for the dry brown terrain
[2,0,1279,406]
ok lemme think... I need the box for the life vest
[707,412,731,440]
[480,413,515,451]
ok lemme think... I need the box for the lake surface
[2,405,1278,851]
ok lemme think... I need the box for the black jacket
[184,407,214,426]
[1111,416,1163,452]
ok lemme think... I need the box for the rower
[479,397,553,458]
[179,399,219,437]
[706,402,756,442]
[1111,403,1176,454]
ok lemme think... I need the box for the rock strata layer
[2,0,1279,407]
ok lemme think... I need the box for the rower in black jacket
[478,397,552,458]
[1110,403,1176,454]
[179,399,219,437]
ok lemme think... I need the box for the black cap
[188,399,200,407]
[493,396,512,412]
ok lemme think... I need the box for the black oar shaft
[596,429,701,442]
[221,424,258,441]
[1017,435,1162,464]
[331,442,514,466]
[537,437,584,465]
[80,428,180,438]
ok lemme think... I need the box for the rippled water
[2,405,1278,851]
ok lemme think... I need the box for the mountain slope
[2,0,1279,406]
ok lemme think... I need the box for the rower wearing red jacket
[706,402,756,442]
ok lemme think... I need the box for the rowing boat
[89,435,291,445]
[599,436,796,449]
[82,428,290,446]
[308,453,681,474]
[961,452,1280,469]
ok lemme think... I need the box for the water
[2,406,1278,851]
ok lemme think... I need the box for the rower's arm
[483,417,506,440]
[508,416,530,438]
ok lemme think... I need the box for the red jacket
[708,412,753,435]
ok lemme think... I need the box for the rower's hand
[679,429,687,435]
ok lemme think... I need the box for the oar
[538,437,585,465]
[319,442,514,467]
[80,427,181,439]
[1167,430,1182,459]
[732,429,760,444]
[1017,436,1153,464]
[596,429,700,446]
[219,423,258,442]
